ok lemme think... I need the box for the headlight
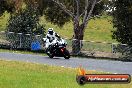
[55,43,58,46]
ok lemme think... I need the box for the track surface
[0,52,132,74]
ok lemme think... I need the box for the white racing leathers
[43,32,66,49]
[43,37,67,49]
[52,38,67,46]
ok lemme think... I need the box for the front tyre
[47,53,54,58]
[63,49,70,59]
[46,49,54,58]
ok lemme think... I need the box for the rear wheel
[63,49,70,59]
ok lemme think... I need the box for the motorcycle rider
[45,28,61,53]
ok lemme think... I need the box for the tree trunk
[72,20,85,55]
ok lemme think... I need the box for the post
[8,32,14,50]
[18,33,22,48]
[111,43,116,54]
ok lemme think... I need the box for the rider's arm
[55,33,60,39]
[46,34,50,39]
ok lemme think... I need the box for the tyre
[48,53,54,58]
[46,50,54,58]
[63,49,70,59]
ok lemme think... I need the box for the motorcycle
[44,38,70,59]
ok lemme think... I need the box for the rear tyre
[64,49,70,59]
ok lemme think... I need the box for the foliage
[1,0,111,54]
[21,0,106,26]
[0,0,15,16]
[102,0,115,14]
[0,12,10,31]
[44,1,70,26]
[112,0,132,60]
[43,0,105,26]
[6,6,45,49]
[1,13,116,43]
[112,0,132,45]
[7,6,45,34]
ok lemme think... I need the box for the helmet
[48,28,54,35]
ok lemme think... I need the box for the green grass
[81,42,112,52]
[0,12,10,31]
[65,39,112,52]
[0,49,46,56]
[0,12,116,43]
[85,16,116,43]
[0,14,116,53]
[39,15,117,43]
[0,60,131,88]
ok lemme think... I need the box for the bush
[6,6,46,49]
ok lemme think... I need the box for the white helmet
[48,28,54,35]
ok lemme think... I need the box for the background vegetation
[0,13,116,43]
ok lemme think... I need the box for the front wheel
[63,49,70,59]
[47,52,54,58]
[46,49,54,58]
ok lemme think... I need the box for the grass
[39,15,117,43]
[0,11,10,31]
[81,41,112,52]
[0,49,46,56]
[0,60,131,88]
[65,39,112,53]
[0,13,117,55]
[0,12,117,43]
[85,16,116,43]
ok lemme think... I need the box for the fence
[0,31,131,59]
[66,39,121,58]
[58,39,131,59]
[0,31,44,50]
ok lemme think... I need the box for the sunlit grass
[39,15,116,43]
[0,60,131,88]
[0,13,116,43]
[0,49,46,56]
[0,11,10,31]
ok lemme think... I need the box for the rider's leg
[45,42,50,53]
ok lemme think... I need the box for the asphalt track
[0,52,132,74]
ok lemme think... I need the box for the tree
[0,0,15,16]
[6,6,45,49]
[0,0,30,16]
[7,7,41,34]
[113,0,132,45]
[103,0,115,14]
[8,0,105,54]
[112,0,132,61]
[46,0,105,55]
